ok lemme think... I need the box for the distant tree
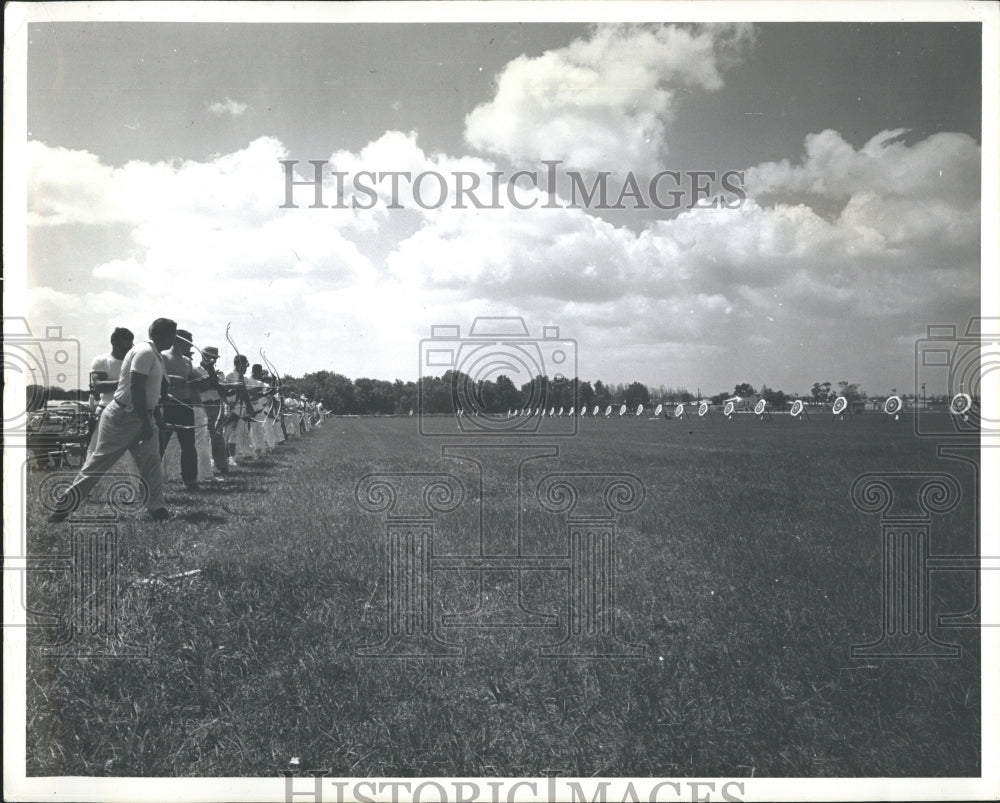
[493,374,521,412]
[623,381,650,408]
[578,381,596,409]
[811,381,833,403]
[837,381,862,402]
[733,382,756,398]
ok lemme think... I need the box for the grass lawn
[23,413,981,777]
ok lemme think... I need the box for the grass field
[23,413,981,778]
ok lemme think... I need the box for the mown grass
[24,414,981,777]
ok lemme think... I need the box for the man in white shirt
[49,318,176,522]
[87,327,134,452]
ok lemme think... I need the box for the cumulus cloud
[464,23,755,172]
[207,97,248,116]
[25,122,979,392]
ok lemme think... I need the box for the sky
[19,18,987,397]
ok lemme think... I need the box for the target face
[548,406,555,416]
[558,406,564,416]
[619,404,627,416]
[567,406,574,416]
[831,396,848,415]
[605,405,613,417]
[636,404,644,416]
[674,403,684,417]
[754,399,767,415]
[654,404,663,416]
[593,405,600,416]
[884,395,902,415]
[724,401,735,416]
[790,400,804,417]
[950,393,972,415]
[698,401,709,417]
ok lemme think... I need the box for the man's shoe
[150,508,172,522]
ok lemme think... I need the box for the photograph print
[3,3,998,802]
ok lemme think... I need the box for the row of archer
[44,318,328,523]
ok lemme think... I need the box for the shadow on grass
[174,511,228,525]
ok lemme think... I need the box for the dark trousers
[159,401,198,485]
[203,400,229,474]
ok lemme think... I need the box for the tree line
[26,375,876,417]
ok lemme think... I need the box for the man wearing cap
[160,329,200,489]
[49,318,176,522]
[194,346,230,479]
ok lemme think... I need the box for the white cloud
[24,124,979,394]
[207,97,248,117]
[464,23,755,172]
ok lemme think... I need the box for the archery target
[883,395,902,415]
[558,406,564,416]
[605,405,612,417]
[698,401,709,417]
[723,401,735,417]
[567,406,574,416]
[636,404,644,416]
[548,406,555,416]
[950,392,972,416]
[674,403,684,417]
[593,405,600,416]
[654,404,663,416]
[754,399,767,415]
[619,404,627,416]
[831,396,848,415]
[790,400,804,417]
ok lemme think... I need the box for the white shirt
[90,353,124,407]
[113,340,166,413]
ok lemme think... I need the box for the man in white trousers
[49,318,176,522]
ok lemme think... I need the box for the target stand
[789,399,809,420]
[355,467,646,658]
[883,395,903,421]
[831,396,853,421]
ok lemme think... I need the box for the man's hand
[139,414,154,443]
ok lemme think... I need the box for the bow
[259,347,282,421]
[225,322,262,424]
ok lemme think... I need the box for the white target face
[724,401,735,416]
[558,407,564,416]
[790,400,804,417]
[619,404,627,416]
[884,395,902,415]
[605,405,613,417]
[654,404,663,416]
[950,392,972,415]
[567,406,574,416]
[593,405,600,416]
[832,396,848,415]
[548,406,555,416]
[698,401,709,417]
[636,404,644,416]
[674,403,684,417]
[754,399,767,415]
